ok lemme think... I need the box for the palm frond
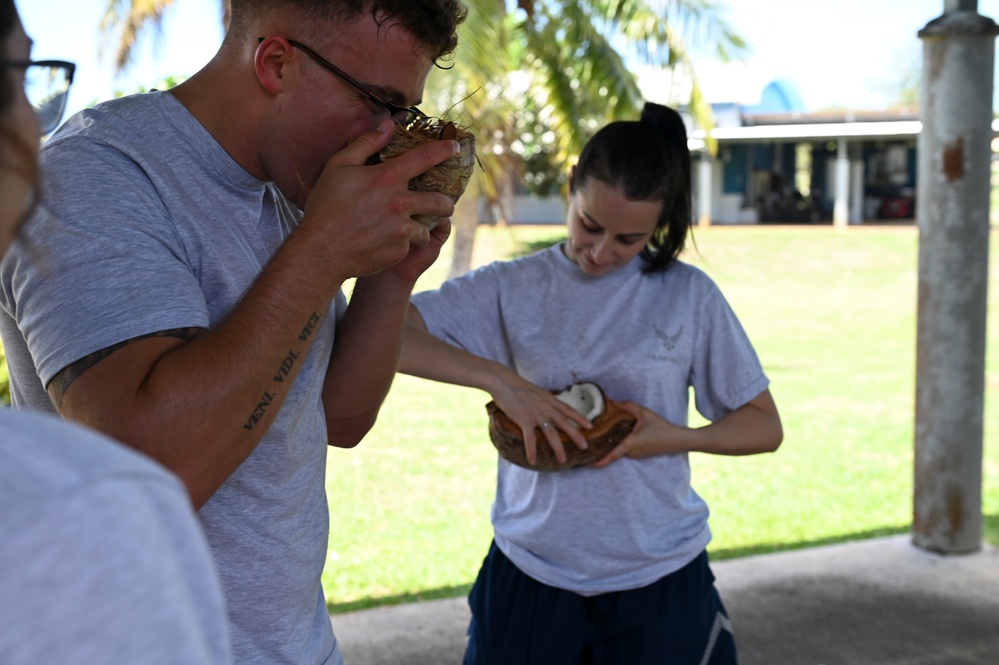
[100,0,177,72]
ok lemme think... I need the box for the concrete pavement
[331,535,999,665]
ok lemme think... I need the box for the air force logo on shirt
[644,323,684,363]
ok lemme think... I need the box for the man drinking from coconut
[0,1,466,663]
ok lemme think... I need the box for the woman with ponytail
[401,102,783,664]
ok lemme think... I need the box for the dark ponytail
[570,102,692,273]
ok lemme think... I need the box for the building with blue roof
[689,79,936,226]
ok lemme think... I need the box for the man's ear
[254,36,295,94]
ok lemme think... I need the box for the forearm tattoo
[298,311,321,342]
[242,311,322,431]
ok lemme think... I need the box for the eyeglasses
[259,37,425,125]
[1,59,76,135]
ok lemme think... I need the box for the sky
[20,0,999,122]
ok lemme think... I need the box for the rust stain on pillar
[946,485,966,540]
[942,137,965,181]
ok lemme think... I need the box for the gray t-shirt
[0,92,347,664]
[411,245,769,595]
[0,408,231,664]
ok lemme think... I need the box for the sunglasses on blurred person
[1,58,75,135]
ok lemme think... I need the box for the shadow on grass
[708,525,912,561]
[712,514,999,561]
[328,583,472,615]
[327,515,998,615]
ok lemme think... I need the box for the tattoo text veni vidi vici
[243,312,322,431]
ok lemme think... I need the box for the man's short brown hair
[229,0,467,64]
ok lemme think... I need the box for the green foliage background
[0,340,9,405]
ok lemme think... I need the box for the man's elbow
[325,415,377,448]
[762,419,784,453]
[327,435,364,449]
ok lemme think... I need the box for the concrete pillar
[913,1,997,554]
[698,153,713,226]
[833,139,850,229]
[849,160,865,224]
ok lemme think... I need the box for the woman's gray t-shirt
[412,245,769,595]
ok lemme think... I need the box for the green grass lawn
[0,223,994,611]
[322,222,999,614]
[0,345,9,404]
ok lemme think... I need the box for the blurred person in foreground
[0,1,467,663]
[0,1,231,663]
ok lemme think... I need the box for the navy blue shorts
[463,542,737,665]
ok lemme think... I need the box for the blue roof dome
[749,79,807,114]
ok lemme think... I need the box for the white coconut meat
[554,382,605,421]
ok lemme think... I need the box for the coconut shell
[375,117,476,230]
[485,387,637,472]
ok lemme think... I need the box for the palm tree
[100,0,742,276]
[426,0,744,275]
[100,0,231,71]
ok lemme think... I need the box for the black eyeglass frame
[1,58,76,80]
[1,59,77,135]
[257,37,425,125]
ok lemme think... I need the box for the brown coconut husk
[374,117,477,229]
[486,384,637,472]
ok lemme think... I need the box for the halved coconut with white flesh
[554,382,605,420]
[486,382,637,471]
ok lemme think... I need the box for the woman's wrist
[468,357,513,396]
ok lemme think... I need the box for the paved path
[332,535,999,665]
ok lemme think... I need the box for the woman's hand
[590,401,687,468]
[398,315,594,467]
[590,389,783,468]
[486,371,593,467]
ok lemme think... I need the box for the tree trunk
[448,175,482,279]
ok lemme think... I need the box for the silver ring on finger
[540,421,552,429]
